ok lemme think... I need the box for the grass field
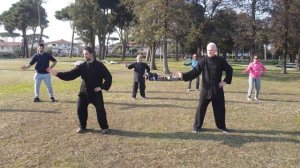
[0,57,299,168]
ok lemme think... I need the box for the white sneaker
[187,89,190,92]
[254,97,259,100]
[247,97,251,101]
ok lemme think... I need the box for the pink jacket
[246,61,267,78]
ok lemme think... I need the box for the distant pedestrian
[47,46,112,134]
[126,54,150,99]
[184,53,200,91]
[21,43,57,102]
[244,55,267,101]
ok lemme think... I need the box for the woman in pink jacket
[244,56,267,101]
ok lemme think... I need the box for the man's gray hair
[207,42,217,50]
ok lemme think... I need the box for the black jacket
[56,60,112,97]
[182,56,233,99]
[127,62,150,82]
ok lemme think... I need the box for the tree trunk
[250,0,257,60]
[296,47,300,71]
[146,47,150,61]
[175,41,179,61]
[101,38,106,60]
[22,29,29,58]
[38,27,44,44]
[97,34,104,60]
[163,38,171,74]
[69,25,75,58]
[281,0,289,74]
[121,39,127,61]
[296,46,300,71]
[150,42,157,70]
[30,27,37,57]
[105,33,111,59]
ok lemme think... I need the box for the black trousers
[188,75,200,90]
[193,95,226,131]
[77,92,108,129]
[132,81,146,98]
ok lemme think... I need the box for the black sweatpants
[77,92,108,129]
[132,81,146,98]
[193,95,226,131]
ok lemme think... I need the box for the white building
[45,39,80,56]
[0,40,21,56]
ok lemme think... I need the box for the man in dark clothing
[47,46,112,134]
[21,43,57,102]
[126,54,150,99]
[177,42,233,133]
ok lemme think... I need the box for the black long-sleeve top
[56,60,112,97]
[182,56,233,99]
[127,62,150,82]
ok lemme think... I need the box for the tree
[113,0,135,61]
[0,0,47,58]
[185,0,228,56]
[0,32,20,41]
[232,0,272,59]
[269,0,299,73]
[210,9,238,59]
[55,4,75,57]
[126,0,188,74]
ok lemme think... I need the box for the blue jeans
[34,73,54,98]
[247,76,261,98]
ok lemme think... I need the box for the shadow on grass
[101,128,300,147]
[0,108,61,113]
[226,90,300,96]
[58,100,195,110]
[226,98,300,103]
[109,90,187,94]
[105,102,194,110]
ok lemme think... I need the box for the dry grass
[0,58,299,168]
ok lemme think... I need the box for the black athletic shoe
[102,129,110,134]
[192,128,200,133]
[50,97,55,102]
[76,128,86,133]
[33,97,40,102]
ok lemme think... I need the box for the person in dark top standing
[126,54,150,99]
[47,46,112,134]
[21,43,57,102]
[177,42,233,133]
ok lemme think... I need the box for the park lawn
[0,58,299,168]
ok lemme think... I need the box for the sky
[0,0,75,42]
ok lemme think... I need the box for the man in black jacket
[177,42,233,133]
[126,54,150,99]
[47,46,112,134]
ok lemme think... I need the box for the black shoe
[33,97,40,102]
[76,128,86,133]
[102,129,110,134]
[50,97,55,102]
[192,128,200,133]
